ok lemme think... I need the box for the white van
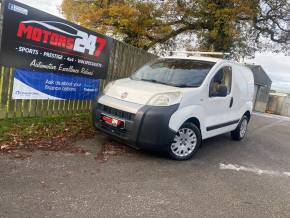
[93,55,254,160]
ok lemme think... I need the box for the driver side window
[209,66,232,97]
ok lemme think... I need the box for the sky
[18,0,63,17]
[245,53,290,93]
[18,0,290,93]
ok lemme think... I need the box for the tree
[60,0,290,57]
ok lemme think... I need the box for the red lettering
[42,30,51,43]
[95,37,106,57]
[50,33,59,46]
[16,22,97,55]
[66,38,75,50]
[31,27,42,42]
[17,22,33,39]
[58,35,67,48]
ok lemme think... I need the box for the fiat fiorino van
[93,54,254,160]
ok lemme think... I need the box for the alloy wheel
[171,128,197,158]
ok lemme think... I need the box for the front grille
[97,104,135,121]
[101,122,127,135]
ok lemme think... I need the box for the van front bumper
[93,102,179,151]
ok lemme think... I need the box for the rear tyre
[168,122,201,161]
[231,115,248,141]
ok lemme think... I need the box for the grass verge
[0,113,96,154]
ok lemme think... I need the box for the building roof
[247,65,272,87]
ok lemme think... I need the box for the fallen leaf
[1,145,10,150]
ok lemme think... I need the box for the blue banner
[12,69,100,100]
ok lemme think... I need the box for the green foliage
[61,0,290,57]
[0,113,92,144]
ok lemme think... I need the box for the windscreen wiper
[140,79,171,86]
[140,78,159,83]
[167,83,199,88]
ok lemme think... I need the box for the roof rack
[170,51,230,58]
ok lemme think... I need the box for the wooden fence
[0,40,157,119]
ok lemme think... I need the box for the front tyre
[231,115,248,141]
[168,123,201,160]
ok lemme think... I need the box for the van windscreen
[131,58,216,88]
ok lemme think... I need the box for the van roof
[162,55,224,63]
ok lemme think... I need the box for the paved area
[1,113,290,218]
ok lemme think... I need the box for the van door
[204,65,238,137]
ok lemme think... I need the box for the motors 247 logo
[16,20,107,58]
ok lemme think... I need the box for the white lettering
[74,31,97,55]
[30,59,57,70]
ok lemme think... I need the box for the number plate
[100,114,125,127]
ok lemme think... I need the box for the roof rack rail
[170,51,230,57]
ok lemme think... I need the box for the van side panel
[232,65,254,119]
[169,105,206,136]
[240,66,254,112]
[245,67,255,106]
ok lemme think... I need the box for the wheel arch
[184,117,201,131]
[243,111,251,121]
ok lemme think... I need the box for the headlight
[103,81,115,94]
[147,92,182,106]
